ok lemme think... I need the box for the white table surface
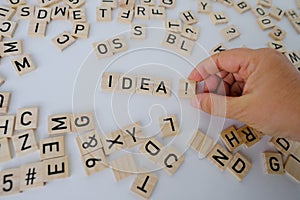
[1,0,300,199]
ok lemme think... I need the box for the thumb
[190,93,246,120]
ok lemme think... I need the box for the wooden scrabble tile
[220,126,243,152]
[0,138,11,162]
[110,154,137,182]
[76,130,103,155]
[139,138,164,163]
[119,0,135,8]
[292,141,300,160]
[197,0,211,14]
[209,12,228,25]
[40,136,65,160]
[130,173,158,199]
[36,0,58,7]
[16,5,34,20]
[161,31,180,50]
[262,152,284,175]
[0,6,15,20]
[189,130,205,152]
[268,26,286,41]
[135,5,149,20]
[178,79,196,98]
[159,115,179,138]
[108,35,128,54]
[69,8,86,22]
[221,25,240,41]
[285,51,300,66]
[233,1,251,14]
[296,0,300,8]
[51,32,76,51]
[51,5,69,20]
[153,78,171,97]
[15,107,38,131]
[136,76,154,95]
[71,112,94,133]
[165,19,182,33]
[0,115,15,138]
[96,6,112,22]
[11,54,36,76]
[284,155,300,183]
[218,0,233,7]
[0,92,11,114]
[48,114,71,135]
[158,146,184,175]
[43,156,69,181]
[198,135,214,158]
[102,130,126,155]
[290,18,300,34]
[181,24,200,41]
[210,43,227,55]
[63,0,85,8]
[0,40,22,57]
[227,152,251,181]
[140,0,155,6]
[131,24,146,40]
[268,41,286,53]
[237,125,260,148]
[81,148,108,176]
[121,122,145,148]
[207,143,233,171]
[100,0,118,9]
[117,8,134,24]
[252,5,268,18]
[28,20,47,38]
[176,37,195,56]
[149,6,166,20]
[101,72,121,92]
[35,7,52,22]
[285,9,299,21]
[71,22,89,39]
[12,130,38,157]
[0,20,17,38]
[257,0,272,8]
[271,137,296,157]
[180,10,198,25]
[0,168,20,196]
[257,16,274,30]
[118,74,136,93]
[269,6,284,20]
[20,162,44,190]
[93,40,113,59]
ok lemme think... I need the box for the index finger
[188,48,256,82]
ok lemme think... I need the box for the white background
[1,0,300,200]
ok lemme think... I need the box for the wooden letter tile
[0,40,22,57]
[269,6,284,21]
[51,32,76,51]
[69,8,86,22]
[110,154,137,182]
[165,19,182,33]
[197,0,211,14]
[40,136,65,160]
[233,1,251,14]
[180,10,198,25]
[20,162,44,191]
[268,41,286,53]
[108,35,128,54]
[227,152,252,181]
[285,51,300,66]
[11,54,36,76]
[159,0,175,8]
[130,173,158,199]
[35,7,52,22]
[257,16,275,30]
[0,20,17,38]
[153,78,171,98]
[189,130,205,152]
[159,115,179,138]
[63,0,85,8]
[119,0,135,8]
[237,125,260,148]
[71,22,89,39]
[269,137,294,156]
[131,24,146,40]
[0,92,11,114]
[15,107,38,131]
[36,0,58,7]
[71,112,94,133]
[0,115,15,138]
[252,5,268,17]
[150,6,166,20]
[16,5,34,20]
[207,143,233,171]
[102,130,126,155]
[100,0,118,9]
[0,138,12,162]
[221,25,240,41]
[176,37,195,56]
[210,43,227,55]
[219,0,233,7]
[0,168,20,196]
[181,24,200,41]
[268,26,286,41]
[121,122,145,148]
[262,152,284,175]
[101,72,120,92]
[158,146,184,175]
[209,12,229,25]
[134,5,149,20]
[43,156,69,181]
[285,155,300,183]
[12,130,39,157]
[0,6,15,20]
[220,126,243,152]
[81,148,108,176]
[257,0,272,8]
[76,130,103,155]
[136,76,154,95]
[178,79,196,98]
[51,5,69,20]
[48,114,71,135]
[28,20,47,38]
[117,8,134,24]
[93,40,113,59]
[96,6,112,22]
[161,31,180,50]
[141,0,155,6]
[139,138,163,163]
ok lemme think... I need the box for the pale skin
[189,48,300,141]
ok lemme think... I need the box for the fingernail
[191,96,199,108]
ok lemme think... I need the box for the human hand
[188,48,300,141]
